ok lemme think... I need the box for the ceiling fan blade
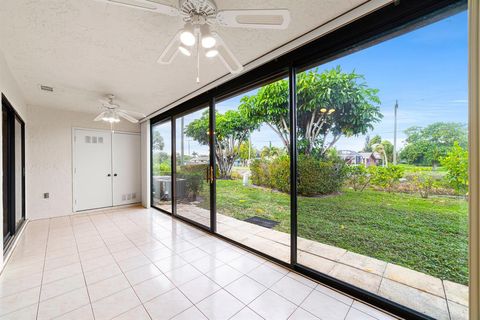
[157,30,182,64]
[214,33,243,74]
[216,9,290,29]
[118,109,146,118]
[93,0,179,16]
[94,111,107,122]
[117,111,140,123]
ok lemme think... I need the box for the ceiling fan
[94,0,291,81]
[94,94,146,123]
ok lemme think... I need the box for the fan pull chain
[196,33,200,83]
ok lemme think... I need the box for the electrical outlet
[44,193,49,199]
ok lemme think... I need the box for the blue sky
[157,10,468,156]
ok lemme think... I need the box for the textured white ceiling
[0,0,366,116]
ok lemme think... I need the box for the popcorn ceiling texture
[0,0,366,116]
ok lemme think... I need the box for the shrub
[370,165,404,192]
[178,164,207,201]
[440,142,468,195]
[250,155,346,196]
[270,155,290,193]
[410,170,434,198]
[297,155,346,196]
[345,164,371,191]
[250,159,270,186]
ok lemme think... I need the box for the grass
[208,179,468,285]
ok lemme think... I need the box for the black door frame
[2,94,26,253]
[149,1,467,318]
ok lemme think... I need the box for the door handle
[107,174,111,177]
[114,173,118,177]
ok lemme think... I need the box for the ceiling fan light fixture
[180,23,196,46]
[179,45,192,56]
[205,49,218,58]
[200,25,216,48]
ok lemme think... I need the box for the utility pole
[181,117,184,165]
[393,100,398,165]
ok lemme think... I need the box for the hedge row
[250,155,347,196]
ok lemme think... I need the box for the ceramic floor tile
[196,289,244,320]
[0,304,38,320]
[40,274,85,301]
[54,305,94,320]
[205,264,243,287]
[229,307,263,320]
[133,274,176,303]
[247,264,285,288]
[178,275,221,303]
[224,276,267,305]
[144,288,192,320]
[91,287,141,320]
[0,286,40,316]
[271,275,313,305]
[300,289,350,320]
[87,273,131,302]
[288,308,320,319]
[112,306,151,320]
[124,263,162,285]
[37,287,90,320]
[249,290,296,320]
[164,264,202,286]
[171,306,208,320]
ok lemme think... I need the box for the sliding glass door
[150,2,469,319]
[2,94,25,250]
[174,106,212,229]
[215,76,291,262]
[151,119,173,213]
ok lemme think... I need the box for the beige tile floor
[0,206,399,320]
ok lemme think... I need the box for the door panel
[74,129,112,211]
[112,133,141,206]
[151,120,172,213]
[175,107,211,228]
[14,117,24,228]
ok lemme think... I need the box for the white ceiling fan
[94,94,146,123]
[94,0,291,81]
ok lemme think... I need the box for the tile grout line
[35,218,51,320]
[113,211,211,320]
[96,212,155,320]
[70,215,97,320]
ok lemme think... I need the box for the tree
[440,142,468,195]
[400,122,467,167]
[238,140,255,166]
[184,110,259,179]
[152,130,165,151]
[240,66,382,157]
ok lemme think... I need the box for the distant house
[338,150,382,166]
[186,155,209,164]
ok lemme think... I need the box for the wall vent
[40,85,53,92]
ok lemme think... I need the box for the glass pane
[14,118,23,227]
[215,77,291,262]
[2,107,10,241]
[152,120,172,213]
[175,107,211,228]
[296,11,468,319]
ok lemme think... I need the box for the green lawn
[209,179,468,285]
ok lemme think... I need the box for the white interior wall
[0,48,28,270]
[26,105,140,220]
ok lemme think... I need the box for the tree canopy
[400,122,467,166]
[152,130,165,151]
[240,66,382,157]
[184,109,259,179]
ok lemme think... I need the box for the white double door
[74,129,141,211]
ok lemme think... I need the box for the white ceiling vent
[40,85,54,92]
